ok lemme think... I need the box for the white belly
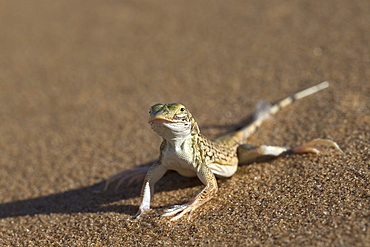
[161,142,197,177]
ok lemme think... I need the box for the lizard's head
[148,103,200,139]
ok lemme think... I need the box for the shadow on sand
[0,160,205,219]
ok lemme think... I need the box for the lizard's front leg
[162,164,218,221]
[135,161,167,218]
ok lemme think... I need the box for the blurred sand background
[0,0,369,246]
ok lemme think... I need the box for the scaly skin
[105,81,343,221]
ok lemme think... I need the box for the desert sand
[0,0,369,246]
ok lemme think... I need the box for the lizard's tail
[225,81,330,145]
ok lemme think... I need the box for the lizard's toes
[291,138,343,155]
[162,203,194,221]
[162,204,188,215]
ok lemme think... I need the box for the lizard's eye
[180,107,185,112]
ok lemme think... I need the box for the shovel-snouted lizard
[104,81,342,221]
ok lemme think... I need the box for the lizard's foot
[162,177,218,221]
[291,138,343,155]
[162,202,197,221]
[103,166,149,192]
[132,207,151,220]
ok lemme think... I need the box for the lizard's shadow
[0,158,278,219]
[1,113,272,219]
[0,160,205,219]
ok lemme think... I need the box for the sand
[0,0,369,246]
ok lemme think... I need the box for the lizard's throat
[150,120,192,142]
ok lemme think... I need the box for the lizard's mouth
[152,115,168,120]
[149,113,188,124]
[149,116,173,124]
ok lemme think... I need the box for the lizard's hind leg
[103,166,150,192]
[237,138,343,164]
[237,144,289,164]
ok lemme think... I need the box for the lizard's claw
[291,138,343,155]
[103,166,149,192]
[162,202,196,221]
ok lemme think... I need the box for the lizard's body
[105,81,342,221]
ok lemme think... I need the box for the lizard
[104,81,343,221]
